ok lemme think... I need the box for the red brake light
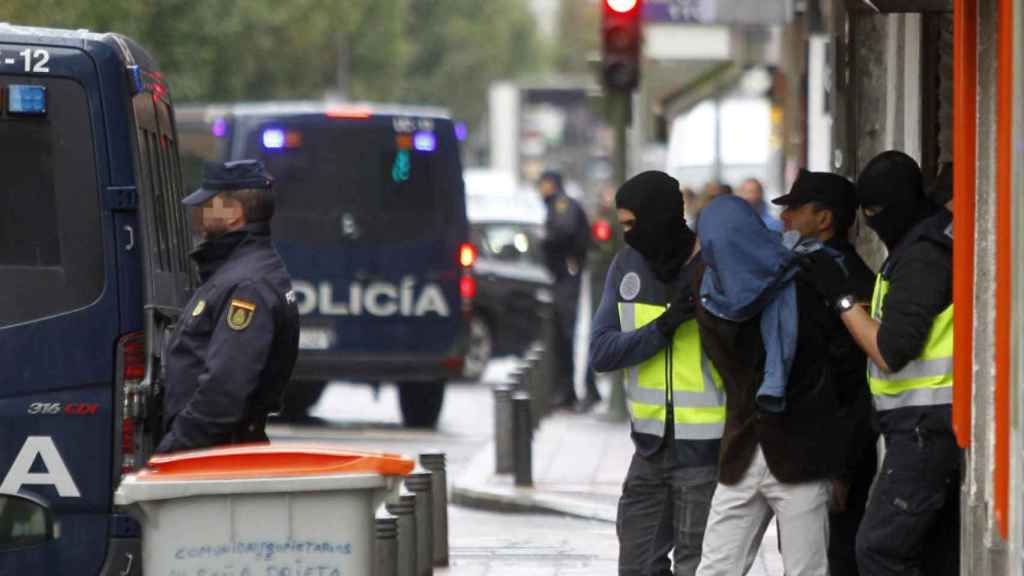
[592,218,613,242]
[121,334,146,381]
[326,107,372,119]
[118,332,146,476]
[459,243,478,268]
[460,275,477,300]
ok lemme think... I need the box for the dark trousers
[617,450,717,576]
[552,276,599,404]
[855,426,961,576]
[828,437,878,576]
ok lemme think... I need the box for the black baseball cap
[772,169,857,223]
[181,160,274,206]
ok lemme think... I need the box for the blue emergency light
[262,128,285,150]
[413,131,436,152]
[8,85,47,115]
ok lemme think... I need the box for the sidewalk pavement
[452,404,786,576]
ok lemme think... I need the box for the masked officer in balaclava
[157,160,300,453]
[801,151,958,575]
[590,171,725,576]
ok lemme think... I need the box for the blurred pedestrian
[800,151,958,576]
[157,160,300,453]
[590,171,725,576]
[693,195,849,576]
[536,170,598,410]
[738,177,783,232]
[773,170,877,576]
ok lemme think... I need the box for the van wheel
[278,380,327,422]
[398,381,446,428]
[463,316,493,382]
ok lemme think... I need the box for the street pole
[604,88,630,423]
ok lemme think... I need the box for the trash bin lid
[135,443,415,481]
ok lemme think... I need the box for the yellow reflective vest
[868,274,953,411]
[618,301,726,440]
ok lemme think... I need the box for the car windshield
[474,222,544,265]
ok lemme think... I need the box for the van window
[241,116,452,245]
[0,77,103,328]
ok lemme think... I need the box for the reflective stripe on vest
[867,274,953,411]
[619,301,726,440]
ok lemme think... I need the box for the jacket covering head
[856,151,927,250]
[615,170,696,283]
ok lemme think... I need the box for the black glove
[798,251,849,305]
[654,287,697,338]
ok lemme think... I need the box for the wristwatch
[835,294,857,314]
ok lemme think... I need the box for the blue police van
[0,24,192,576]
[176,102,472,427]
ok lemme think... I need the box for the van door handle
[123,226,135,251]
[120,552,134,576]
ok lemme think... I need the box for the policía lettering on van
[291,278,450,318]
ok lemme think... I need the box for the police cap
[182,160,274,206]
[772,169,857,225]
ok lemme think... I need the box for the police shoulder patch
[619,272,641,301]
[555,198,569,214]
[227,298,256,331]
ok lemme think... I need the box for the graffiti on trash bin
[167,539,354,576]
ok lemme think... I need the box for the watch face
[839,296,854,311]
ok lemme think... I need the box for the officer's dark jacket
[875,207,953,434]
[826,238,878,482]
[542,192,590,282]
[692,262,847,485]
[157,222,300,453]
[590,246,719,466]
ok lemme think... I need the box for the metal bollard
[374,507,399,576]
[404,468,434,576]
[539,301,559,415]
[513,391,533,487]
[419,452,449,567]
[493,383,515,474]
[385,489,418,576]
[523,355,544,429]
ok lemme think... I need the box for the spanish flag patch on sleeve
[227,299,256,331]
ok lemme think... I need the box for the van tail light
[459,243,478,268]
[458,243,477,315]
[117,332,146,476]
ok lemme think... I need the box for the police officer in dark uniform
[773,170,877,576]
[537,170,599,410]
[802,151,958,576]
[156,160,300,453]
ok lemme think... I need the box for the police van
[176,102,472,427]
[0,25,192,575]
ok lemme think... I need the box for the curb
[451,439,617,524]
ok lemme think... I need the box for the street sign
[644,0,792,25]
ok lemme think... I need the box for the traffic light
[601,0,643,91]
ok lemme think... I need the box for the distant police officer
[802,151,958,576]
[156,160,300,453]
[774,170,877,576]
[590,172,723,576]
[537,170,598,410]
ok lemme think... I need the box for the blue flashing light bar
[413,131,436,152]
[8,85,47,115]
[455,122,468,141]
[212,118,228,138]
[262,128,285,150]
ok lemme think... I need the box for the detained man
[693,195,848,576]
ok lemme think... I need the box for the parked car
[463,173,552,381]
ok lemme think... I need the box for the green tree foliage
[0,0,542,124]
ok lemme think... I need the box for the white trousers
[696,445,830,576]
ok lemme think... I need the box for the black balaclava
[856,150,928,250]
[615,171,696,283]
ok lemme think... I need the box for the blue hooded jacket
[697,195,830,412]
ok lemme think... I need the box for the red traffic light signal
[602,0,642,91]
